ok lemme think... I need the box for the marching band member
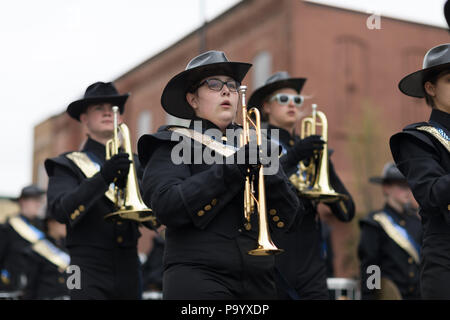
[0,185,46,298]
[390,43,450,299]
[358,162,421,300]
[138,51,301,299]
[248,71,355,299]
[45,82,154,299]
[23,208,70,300]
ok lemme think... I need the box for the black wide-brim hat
[248,71,306,108]
[13,184,46,202]
[67,82,130,121]
[161,50,252,119]
[398,43,450,98]
[369,162,406,184]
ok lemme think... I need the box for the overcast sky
[0,0,448,197]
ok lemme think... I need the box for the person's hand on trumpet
[100,153,132,188]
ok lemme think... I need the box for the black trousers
[69,246,141,300]
[421,256,450,299]
[162,235,277,300]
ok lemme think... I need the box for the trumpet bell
[104,108,160,226]
[293,105,348,204]
[104,206,159,226]
[248,244,284,256]
[299,187,348,203]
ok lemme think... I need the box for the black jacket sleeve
[45,157,110,226]
[391,132,450,225]
[142,142,300,231]
[325,160,355,222]
[142,142,245,229]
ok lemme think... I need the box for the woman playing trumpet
[138,51,301,299]
[248,71,355,300]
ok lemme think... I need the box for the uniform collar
[18,214,43,230]
[430,108,450,132]
[383,203,410,221]
[189,117,237,136]
[82,136,106,161]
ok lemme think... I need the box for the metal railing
[327,278,361,300]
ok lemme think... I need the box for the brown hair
[424,68,450,108]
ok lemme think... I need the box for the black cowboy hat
[398,43,450,98]
[67,82,130,121]
[161,50,252,119]
[248,71,306,108]
[13,184,46,202]
[369,162,406,184]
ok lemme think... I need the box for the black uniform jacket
[390,108,450,298]
[45,137,142,249]
[138,119,302,270]
[267,124,355,298]
[0,215,43,292]
[23,236,69,300]
[358,204,421,299]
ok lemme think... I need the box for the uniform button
[409,271,415,278]
[269,209,277,215]
[78,205,85,212]
[117,236,123,243]
[277,221,285,228]
[197,210,205,217]
[117,221,123,225]
[238,228,242,233]
[399,220,406,227]
[204,204,212,211]
[289,140,295,146]
[211,199,218,206]
[71,213,77,220]
[244,223,252,231]
[409,286,415,293]
[58,277,65,284]
[408,257,413,264]
[273,216,280,222]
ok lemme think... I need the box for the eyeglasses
[269,93,304,107]
[197,78,240,92]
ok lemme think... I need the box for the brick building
[33,0,449,277]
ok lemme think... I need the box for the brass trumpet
[239,85,283,256]
[289,104,347,203]
[104,106,159,226]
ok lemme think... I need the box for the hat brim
[368,177,406,184]
[398,62,450,98]
[161,62,252,119]
[248,78,306,109]
[67,94,129,121]
[12,189,46,202]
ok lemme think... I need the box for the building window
[137,110,153,138]
[334,36,369,115]
[252,51,272,90]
